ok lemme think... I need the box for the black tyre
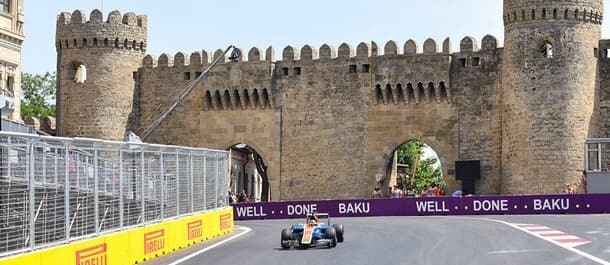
[333,224,344,243]
[281,228,292,249]
[324,227,337,248]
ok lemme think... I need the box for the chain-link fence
[0,132,229,257]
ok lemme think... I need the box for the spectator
[581,170,588,194]
[452,189,463,197]
[564,184,576,194]
[372,186,382,199]
[420,186,429,197]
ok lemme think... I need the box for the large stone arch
[365,105,459,196]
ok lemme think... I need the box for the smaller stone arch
[71,10,86,24]
[90,9,103,23]
[300,45,318,61]
[158,53,170,67]
[142,55,156,68]
[384,40,399,55]
[265,46,275,61]
[107,10,122,24]
[356,42,371,58]
[460,37,478,53]
[404,40,418,55]
[338,43,353,59]
[174,52,185,67]
[319,44,336,59]
[248,47,262,61]
[481,35,498,51]
[423,38,437,55]
[442,38,451,54]
[213,49,226,63]
[122,12,137,25]
[190,51,202,65]
[282,46,299,61]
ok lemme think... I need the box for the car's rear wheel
[324,227,337,248]
[333,224,344,243]
[281,228,292,249]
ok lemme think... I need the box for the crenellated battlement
[503,0,604,26]
[140,36,500,70]
[55,10,147,52]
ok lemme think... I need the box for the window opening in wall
[74,64,87,83]
[293,67,301,76]
[472,57,481,66]
[531,9,535,20]
[281,67,289,76]
[83,38,88,47]
[565,9,569,19]
[6,76,13,94]
[183,72,191,80]
[542,9,546,19]
[195,71,202,78]
[132,71,138,81]
[553,9,558,19]
[362,64,370,73]
[0,0,9,13]
[375,84,383,105]
[521,10,526,21]
[93,38,98,46]
[104,38,109,47]
[540,41,553,58]
[459,58,467,67]
[349,64,357,73]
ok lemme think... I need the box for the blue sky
[22,0,610,74]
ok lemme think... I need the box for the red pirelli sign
[187,220,203,241]
[75,243,107,265]
[144,229,165,255]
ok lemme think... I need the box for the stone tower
[502,0,603,193]
[55,10,147,140]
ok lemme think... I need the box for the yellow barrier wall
[0,207,234,265]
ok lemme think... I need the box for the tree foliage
[395,140,445,194]
[21,72,56,120]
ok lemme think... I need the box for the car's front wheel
[324,227,337,248]
[333,224,344,242]
[281,228,292,249]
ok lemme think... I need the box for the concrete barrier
[0,207,233,265]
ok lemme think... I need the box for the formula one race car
[280,212,344,249]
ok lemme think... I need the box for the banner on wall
[232,194,610,220]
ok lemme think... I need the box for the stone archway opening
[228,143,269,202]
[382,139,446,197]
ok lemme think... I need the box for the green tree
[395,140,445,195]
[21,72,56,120]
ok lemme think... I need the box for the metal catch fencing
[0,132,229,257]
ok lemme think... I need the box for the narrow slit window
[541,41,553,58]
[293,67,301,76]
[281,67,289,76]
[183,72,191,80]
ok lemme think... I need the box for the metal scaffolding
[0,132,229,256]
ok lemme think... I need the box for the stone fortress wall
[56,0,610,200]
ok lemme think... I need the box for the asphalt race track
[146,215,610,265]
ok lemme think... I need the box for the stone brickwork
[502,0,603,194]
[57,0,610,200]
[56,10,147,140]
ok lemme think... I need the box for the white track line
[475,218,610,265]
[167,226,252,265]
